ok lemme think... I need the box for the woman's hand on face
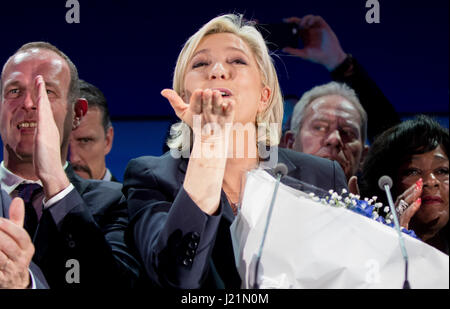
[162,88,235,127]
[162,88,235,139]
[395,178,423,230]
[195,89,235,141]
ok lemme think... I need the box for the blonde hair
[167,14,283,151]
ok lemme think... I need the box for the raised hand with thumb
[0,197,35,288]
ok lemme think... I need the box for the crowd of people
[0,13,447,289]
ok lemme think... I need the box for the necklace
[224,190,240,216]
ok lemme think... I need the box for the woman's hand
[395,178,423,230]
[161,88,234,131]
[162,88,235,215]
[161,89,196,128]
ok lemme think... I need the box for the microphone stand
[253,171,283,289]
[383,183,411,289]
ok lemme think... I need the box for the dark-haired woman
[360,115,449,254]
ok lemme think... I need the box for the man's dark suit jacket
[0,188,48,289]
[123,147,348,289]
[28,165,141,288]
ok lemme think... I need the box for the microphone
[378,175,393,191]
[253,163,288,289]
[273,163,288,179]
[378,175,411,289]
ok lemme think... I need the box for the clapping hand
[0,198,35,288]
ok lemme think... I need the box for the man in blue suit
[0,188,48,288]
[0,42,141,288]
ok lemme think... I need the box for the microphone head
[274,163,288,177]
[378,175,393,191]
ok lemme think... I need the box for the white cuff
[43,184,75,209]
[28,268,36,289]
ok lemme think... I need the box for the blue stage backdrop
[0,0,448,181]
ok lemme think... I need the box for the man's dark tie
[16,183,43,239]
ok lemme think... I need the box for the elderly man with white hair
[283,82,369,193]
